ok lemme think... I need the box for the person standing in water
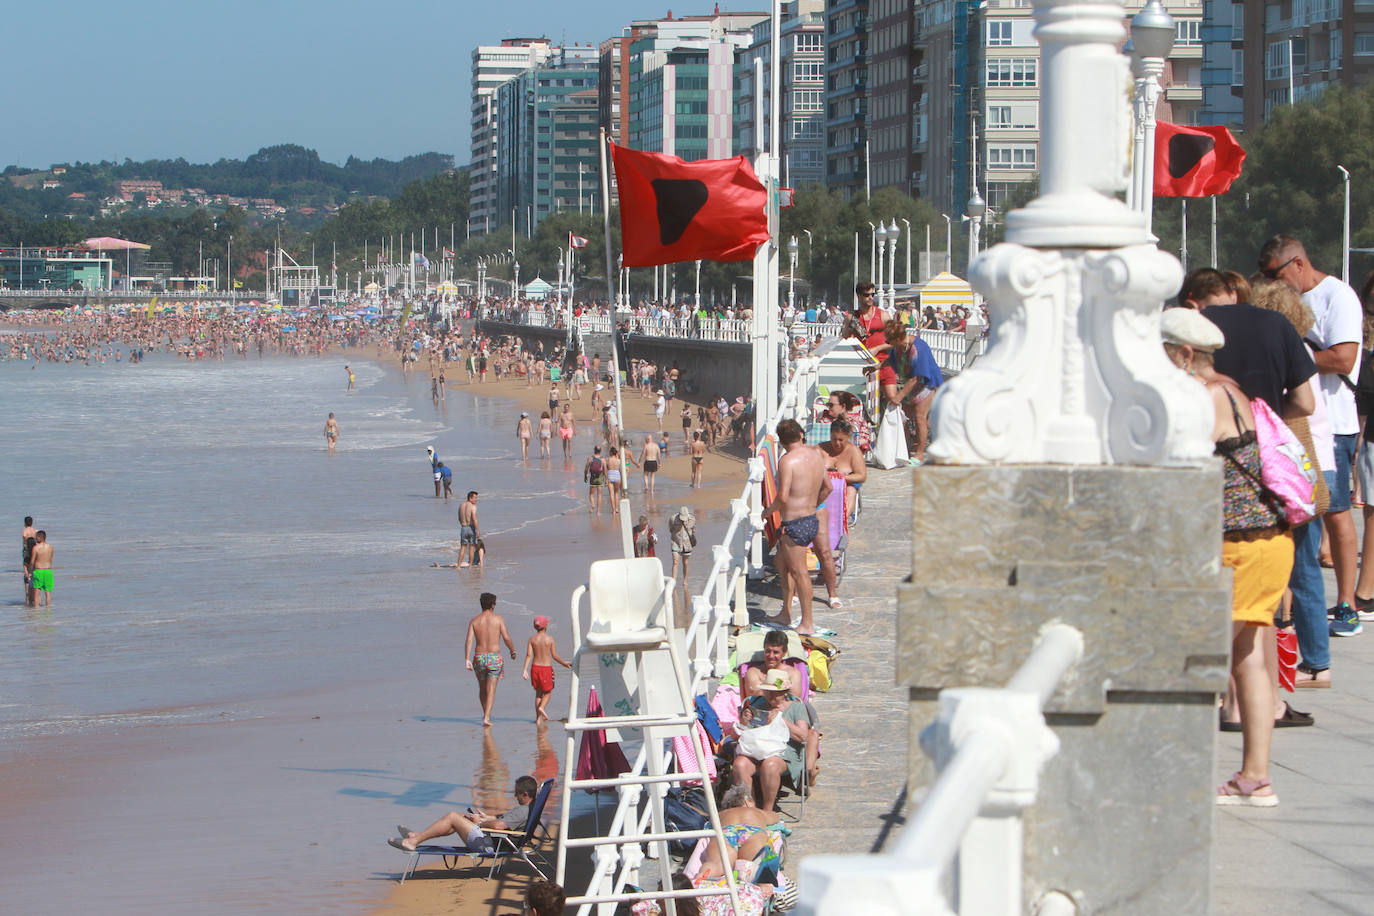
[345,365,355,390]
[558,402,577,460]
[324,413,339,452]
[28,530,53,608]
[516,412,533,460]
[458,491,480,567]
[465,592,516,727]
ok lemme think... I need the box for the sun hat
[678,506,693,519]
[758,669,791,692]
[1160,307,1225,353]
[533,615,550,628]
[521,411,529,417]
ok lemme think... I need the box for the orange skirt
[1222,530,1294,625]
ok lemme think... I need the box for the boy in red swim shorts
[521,616,572,722]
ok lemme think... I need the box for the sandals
[1218,703,1313,732]
[1216,771,1279,807]
[1294,664,1331,689]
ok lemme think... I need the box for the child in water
[522,616,571,721]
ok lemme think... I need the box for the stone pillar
[905,0,1233,912]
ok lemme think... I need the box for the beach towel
[695,694,723,743]
[710,683,742,731]
[758,434,781,547]
[576,687,631,790]
[672,721,718,786]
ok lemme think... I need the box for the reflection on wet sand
[474,727,509,812]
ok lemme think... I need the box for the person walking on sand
[465,592,516,727]
[637,434,661,496]
[345,365,355,390]
[558,402,577,459]
[458,491,480,567]
[654,389,666,433]
[516,411,532,460]
[690,429,706,488]
[584,446,607,516]
[324,412,339,452]
[605,447,625,514]
[633,514,658,557]
[28,530,53,608]
[669,507,696,585]
[548,381,561,416]
[522,615,572,721]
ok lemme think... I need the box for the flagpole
[1210,196,1217,267]
[599,129,625,434]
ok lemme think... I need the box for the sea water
[0,353,702,912]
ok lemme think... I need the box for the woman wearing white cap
[1162,307,1292,807]
[669,506,696,583]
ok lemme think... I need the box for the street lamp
[695,259,703,308]
[1339,165,1351,284]
[900,217,912,287]
[787,236,799,314]
[514,261,520,303]
[801,228,813,289]
[966,190,987,272]
[868,221,877,284]
[886,220,900,311]
[1128,0,1175,234]
[941,213,952,274]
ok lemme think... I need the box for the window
[987,21,1012,46]
[1266,41,1289,80]
[1232,3,1243,40]
[987,103,1037,129]
[987,145,1037,170]
[793,60,824,82]
[1232,49,1244,85]
[1291,38,1307,68]
[1176,19,1201,45]
[985,57,1037,87]
[794,32,821,53]
[794,89,823,111]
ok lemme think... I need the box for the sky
[2,0,734,170]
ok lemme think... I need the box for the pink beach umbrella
[576,687,631,832]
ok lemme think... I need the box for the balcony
[913,63,929,82]
[1165,85,1203,102]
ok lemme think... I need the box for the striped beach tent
[918,271,975,313]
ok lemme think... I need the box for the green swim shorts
[31,568,53,591]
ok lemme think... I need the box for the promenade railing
[796,623,1085,916]
[562,359,817,915]
[0,289,259,302]
[478,305,988,376]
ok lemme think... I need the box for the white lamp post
[900,217,912,287]
[966,190,987,273]
[886,219,900,311]
[1339,165,1351,284]
[874,222,886,302]
[941,213,952,274]
[695,258,702,308]
[802,228,813,292]
[1128,0,1175,234]
[868,221,877,284]
[788,236,799,313]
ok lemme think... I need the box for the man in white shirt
[1260,235,1364,636]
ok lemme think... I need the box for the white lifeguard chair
[557,557,740,915]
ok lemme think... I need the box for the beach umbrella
[575,686,631,832]
[82,236,151,251]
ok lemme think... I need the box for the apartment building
[469,38,553,237]
[1241,0,1374,128]
[870,0,918,195]
[735,0,827,189]
[824,0,871,196]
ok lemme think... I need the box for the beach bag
[1250,397,1318,526]
[737,708,790,759]
[872,405,909,469]
[807,649,833,692]
[663,787,710,856]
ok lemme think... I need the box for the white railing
[0,289,259,301]
[796,623,1084,916]
[565,361,816,916]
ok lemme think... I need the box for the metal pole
[869,223,876,284]
[1180,199,1188,270]
[925,224,931,283]
[901,218,912,286]
[1210,196,1217,267]
[943,214,952,274]
[1339,165,1352,284]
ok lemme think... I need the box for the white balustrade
[797,623,1084,916]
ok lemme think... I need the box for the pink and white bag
[1249,397,1318,526]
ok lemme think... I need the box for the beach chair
[392,777,555,883]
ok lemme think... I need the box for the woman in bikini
[605,447,624,515]
[537,411,553,459]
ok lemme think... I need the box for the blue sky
[3,0,713,169]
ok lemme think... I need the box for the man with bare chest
[764,420,831,634]
[465,592,516,727]
[28,530,53,607]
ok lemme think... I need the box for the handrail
[798,623,1084,916]
[565,362,813,916]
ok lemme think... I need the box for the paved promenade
[1215,551,1374,915]
[747,465,1374,914]
[746,466,913,862]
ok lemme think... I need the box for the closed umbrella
[575,686,631,833]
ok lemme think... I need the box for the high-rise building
[1200,0,1245,126]
[824,0,871,197]
[869,0,918,195]
[1240,0,1374,130]
[494,47,599,237]
[735,1,827,189]
[626,10,769,160]
[470,38,553,237]
[917,1,1202,219]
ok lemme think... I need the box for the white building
[469,38,553,237]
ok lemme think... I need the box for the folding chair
[392,777,555,883]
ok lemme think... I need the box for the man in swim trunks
[584,447,607,516]
[28,530,53,608]
[522,615,571,721]
[458,491,480,567]
[764,420,831,635]
[557,402,576,459]
[637,434,661,496]
[465,592,516,726]
[324,413,339,452]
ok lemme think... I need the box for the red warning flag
[610,142,769,267]
[1153,121,1246,198]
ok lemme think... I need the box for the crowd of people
[1163,234,1374,807]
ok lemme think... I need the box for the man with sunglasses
[1259,235,1364,636]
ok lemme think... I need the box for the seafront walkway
[745,465,913,862]
[745,463,1374,912]
[1214,549,1374,915]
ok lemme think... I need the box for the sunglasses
[1260,255,1297,280]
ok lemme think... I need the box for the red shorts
[530,664,554,693]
